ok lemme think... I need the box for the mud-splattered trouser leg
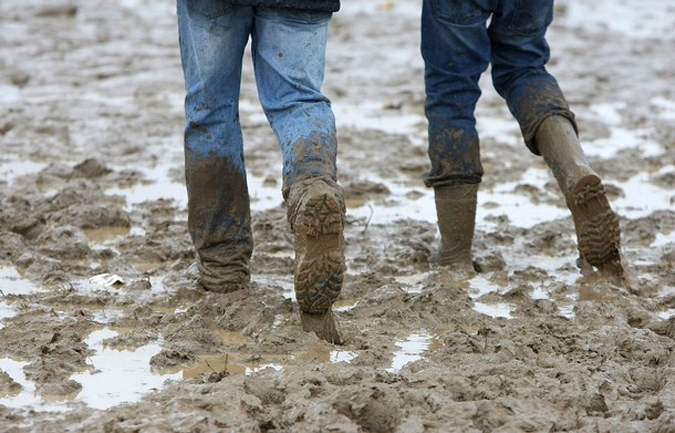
[421,0,576,185]
[252,9,345,336]
[421,0,489,187]
[251,8,338,196]
[177,1,254,292]
[488,0,576,154]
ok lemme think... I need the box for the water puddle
[651,97,675,122]
[394,273,429,294]
[386,331,441,373]
[658,309,675,320]
[70,328,181,411]
[0,266,40,296]
[83,226,132,242]
[467,276,515,319]
[613,171,675,219]
[0,359,70,412]
[1,318,360,412]
[106,164,187,209]
[0,266,42,329]
[563,0,675,39]
[650,229,675,248]
[0,158,48,187]
[333,101,425,136]
[473,302,513,319]
[169,346,359,380]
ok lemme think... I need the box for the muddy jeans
[177,0,338,281]
[422,0,577,187]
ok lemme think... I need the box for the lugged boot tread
[569,175,622,269]
[289,178,346,314]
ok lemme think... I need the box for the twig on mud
[345,204,374,233]
[205,354,229,374]
[364,204,373,233]
[204,354,230,383]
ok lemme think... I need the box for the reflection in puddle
[256,276,295,301]
[106,163,187,209]
[651,230,675,248]
[473,302,512,319]
[531,286,550,300]
[167,353,286,378]
[482,167,569,229]
[658,309,675,320]
[468,275,497,299]
[612,171,674,220]
[386,332,439,373]
[585,126,662,160]
[0,303,15,329]
[333,101,425,136]
[0,159,48,187]
[0,325,358,412]
[394,273,428,294]
[468,276,515,319]
[0,358,70,412]
[558,304,576,319]
[577,285,615,302]
[0,266,41,329]
[70,328,181,411]
[0,266,41,296]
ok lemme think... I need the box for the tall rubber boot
[434,183,479,278]
[535,115,624,277]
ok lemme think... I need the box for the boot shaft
[535,115,596,199]
[433,183,479,269]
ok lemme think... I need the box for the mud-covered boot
[287,177,346,344]
[535,115,624,279]
[434,183,479,279]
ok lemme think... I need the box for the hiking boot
[287,177,346,343]
[287,177,346,312]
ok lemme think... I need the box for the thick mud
[2,0,675,432]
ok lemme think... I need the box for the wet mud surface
[2,0,675,431]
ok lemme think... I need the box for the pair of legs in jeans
[422,0,625,279]
[177,1,345,343]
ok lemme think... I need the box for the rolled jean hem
[522,110,578,156]
[424,174,482,188]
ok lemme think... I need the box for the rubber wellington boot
[434,183,479,278]
[287,177,346,344]
[535,115,624,277]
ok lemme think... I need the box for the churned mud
[2,0,675,432]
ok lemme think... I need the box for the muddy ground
[2,0,675,432]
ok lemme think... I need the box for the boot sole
[294,189,345,314]
[570,174,622,269]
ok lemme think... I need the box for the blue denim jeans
[177,0,337,283]
[422,0,577,187]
